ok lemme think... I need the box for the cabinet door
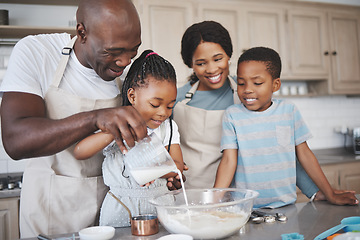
[134,0,194,87]
[320,164,340,189]
[0,198,19,240]
[328,11,360,94]
[339,162,360,193]
[197,2,241,79]
[241,6,289,77]
[287,9,330,78]
[197,2,288,79]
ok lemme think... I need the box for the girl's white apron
[173,79,240,189]
[20,36,121,238]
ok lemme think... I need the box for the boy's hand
[315,189,359,205]
[328,192,359,205]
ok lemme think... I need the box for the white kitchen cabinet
[338,162,360,193]
[196,1,288,81]
[0,197,19,240]
[195,1,360,95]
[133,0,194,87]
[195,1,241,80]
[287,8,330,79]
[240,5,289,77]
[321,164,341,189]
[327,11,360,94]
[287,6,360,95]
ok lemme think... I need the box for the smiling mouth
[244,98,257,104]
[110,68,124,76]
[207,73,222,84]
[152,119,163,126]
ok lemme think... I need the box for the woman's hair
[181,21,233,84]
[121,49,177,106]
[238,47,282,79]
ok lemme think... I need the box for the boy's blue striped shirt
[221,99,312,208]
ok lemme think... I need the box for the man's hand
[95,105,147,154]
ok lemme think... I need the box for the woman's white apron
[173,79,239,189]
[20,36,121,238]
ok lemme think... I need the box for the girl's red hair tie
[145,52,158,58]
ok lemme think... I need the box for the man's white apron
[20,36,121,238]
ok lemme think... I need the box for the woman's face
[191,42,230,91]
[128,77,177,129]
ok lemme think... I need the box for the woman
[173,21,320,200]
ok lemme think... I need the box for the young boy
[214,47,358,208]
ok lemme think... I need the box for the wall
[0,1,360,173]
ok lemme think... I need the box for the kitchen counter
[0,188,21,198]
[22,195,360,240]
[313,147,360,165]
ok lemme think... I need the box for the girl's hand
[167,172,187,191]
[141,180,155,187]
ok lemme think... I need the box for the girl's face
[128,77,177,129]
[236,61,281,112]
[191,42,230,91]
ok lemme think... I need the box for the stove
[0,173,22,198]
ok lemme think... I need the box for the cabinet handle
[332,51,337,55]
[324,51,329,55]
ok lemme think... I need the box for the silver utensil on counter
[250,210,287,224]
[276,212,287,222]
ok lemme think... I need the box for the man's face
[79,7,142,81]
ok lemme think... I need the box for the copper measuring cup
[131,214,159,236]
[108,191,159,236]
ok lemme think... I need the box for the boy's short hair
[238,47,282,79]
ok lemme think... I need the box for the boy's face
[236,61,281,112]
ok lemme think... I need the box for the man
[0,0,147,237]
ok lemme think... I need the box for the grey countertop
[22,195,360,240]
[0,188,21,199]
[313,147,360,165]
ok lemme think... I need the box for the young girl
[74,50,184,227]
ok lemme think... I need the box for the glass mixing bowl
[149,188,259,239]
